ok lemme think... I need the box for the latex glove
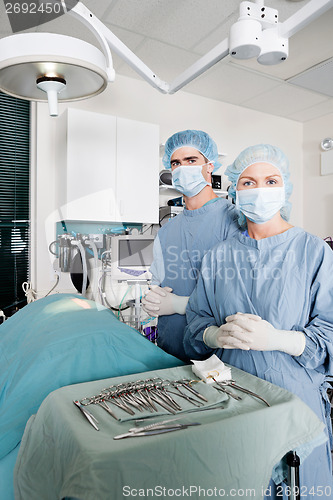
[221,312,306,356]
[142,286,189,317]
[203,325,251,350]
[203,313,262,350]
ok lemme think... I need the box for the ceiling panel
[185,60,281,105]
[243,83,328,117]
[105,0,237,51]
[288,58,333,98]
[114,39,200,81]
[288,98,333,122]
[0,0,332,122]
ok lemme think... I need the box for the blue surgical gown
[150,198,239,361]
[184,227,333,497]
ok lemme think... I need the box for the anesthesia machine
[49,229,156,339]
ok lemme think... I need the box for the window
[0,92,30,316]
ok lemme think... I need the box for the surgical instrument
[164,381,204,407]
[113,422,201,440]
[208,376,242,401]
[176,379,209,402]
[219,380,270,407]
[73,400,99,431]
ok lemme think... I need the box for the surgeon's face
[237,162,283,190]
[170,146,213,181]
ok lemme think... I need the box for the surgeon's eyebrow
[240,174,281,181]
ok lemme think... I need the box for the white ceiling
[0,0,333,122]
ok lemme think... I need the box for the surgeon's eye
[240,180,254,187]
[267,179,277,185]
[171,161,180,168]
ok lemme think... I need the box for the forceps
[220,380,270,407]
[209,377,243,401]
[73,400,99,431]
[114,421,201,440]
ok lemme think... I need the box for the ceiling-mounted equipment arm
[66,0,333,96]
[68,1,169,93]
[168,38,229,95]
[280,0,333,39]
[167,0,333,94]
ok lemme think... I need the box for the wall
[32,73,303,295]
[303,112,333,239]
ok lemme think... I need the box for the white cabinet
[56,108,159,223]
[116,117,159,223]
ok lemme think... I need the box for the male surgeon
[142,130,239,361]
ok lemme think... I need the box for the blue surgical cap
[162,130,221,171]
[225,144,293,227]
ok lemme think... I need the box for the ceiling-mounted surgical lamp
[0,0,331,114]
[229,1,288,65]
[0,32,111,116]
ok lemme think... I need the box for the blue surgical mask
[172,164,211,198]
[236,187,285,224]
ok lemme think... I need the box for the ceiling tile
[287,99,333,122]
[0,4,12,33]
[105,0,236,51]
[114,39,199,82]
[184,61,281,105]
[288,58,333,98]
[242,83,327,117]
[0,0,332,123]
[83,0,119,18]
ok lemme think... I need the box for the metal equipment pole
[286,451,300,500]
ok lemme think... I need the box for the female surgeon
[183,144,333,498]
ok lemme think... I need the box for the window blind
[0,92,30,315]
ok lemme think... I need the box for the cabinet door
[58,108,117,221]
[116,117,159,224]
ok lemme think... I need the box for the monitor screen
[118,238,154,268]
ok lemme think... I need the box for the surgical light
[229,1,288,65]
[0,0,331,114]
[0,32,109,116]
[257,28,289,65]
[229,19,262,60]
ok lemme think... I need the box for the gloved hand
[220,313,305,356]
[203,313,262,349]
[142,286,189,317]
